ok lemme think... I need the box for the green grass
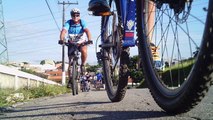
[161,59,195,86]
[135,59,195,88]
[164,59,195,72]
[0,85,70,107]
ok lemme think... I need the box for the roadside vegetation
[128,55,194,88]
[0,85,70,107]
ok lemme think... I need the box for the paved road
[0,87,212,120]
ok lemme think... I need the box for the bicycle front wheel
[136,0,213,113]
[101,0,129,102]
[71,60,78,96]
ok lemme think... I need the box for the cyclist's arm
[81,20,92,41]
[84,28,92,41]
[60,29,67,41]
[60,20,70,41]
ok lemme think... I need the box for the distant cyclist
[96,72,103,83]
[59,8,92,88]
[59,8,92,70]
[80,72,91,92]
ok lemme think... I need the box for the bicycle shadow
[0,101,171,120]
[1,111,170,120]
[2,101,110,113]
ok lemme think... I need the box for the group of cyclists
[79,72,104,92]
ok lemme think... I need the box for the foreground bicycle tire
[136,0,213,114]
[71,60,78,96]
[101,0,129,102]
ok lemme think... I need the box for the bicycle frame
[119,0,136,47]
[100,0,136,47]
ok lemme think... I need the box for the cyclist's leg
[67,56,73,88]
[147,1,155,42]
[80,45,87,73]
[147,2,159,58]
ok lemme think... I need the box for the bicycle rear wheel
[136,0,213,114]
[101,0,129,102]
[71,60,78,96]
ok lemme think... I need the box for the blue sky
[3,0,118,65]
[3,0,206,65]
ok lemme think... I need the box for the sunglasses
[72,14,80,17]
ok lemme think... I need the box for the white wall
[0,64,61,90]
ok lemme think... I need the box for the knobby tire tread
[71,60,77,96]
[136,0,213,114]
[101,0,129,102]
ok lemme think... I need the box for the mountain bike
[98,0,213,114]
[65,40,92,96]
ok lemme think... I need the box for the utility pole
[58,1,78,85]
[0,0,8,64]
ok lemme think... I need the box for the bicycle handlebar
[58,40,93,46]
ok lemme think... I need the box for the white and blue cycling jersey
[63,19,87,42]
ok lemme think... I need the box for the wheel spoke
[138,0,209,89]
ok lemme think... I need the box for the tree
[86,64,101,73]
[129,55,144,86]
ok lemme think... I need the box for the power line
[45,0,61,31]
[7,28,57,39]
[7,31,58,43]
[6,19,100,42]
[5,4,87,24]
[5,16,61,28]
[6,12,60,23]
[9,46,60,55]
[5,13,92,29]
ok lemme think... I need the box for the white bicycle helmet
[71,8,80,16]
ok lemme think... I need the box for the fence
[0,64,61,90]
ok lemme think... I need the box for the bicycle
[63,40,92,95]
[97,0,213,114]
[80,74,91,92]
[95,80,104,90]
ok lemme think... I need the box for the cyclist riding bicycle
[94,72,103,89]
[59,8,92,88]
[96,72,103,83]
[80,72,91,92]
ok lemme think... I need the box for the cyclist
[80,72,91,92]
[95,72,103,89]
[96,72,103,83]
[59,8,92,69]
[59,8,92,88]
